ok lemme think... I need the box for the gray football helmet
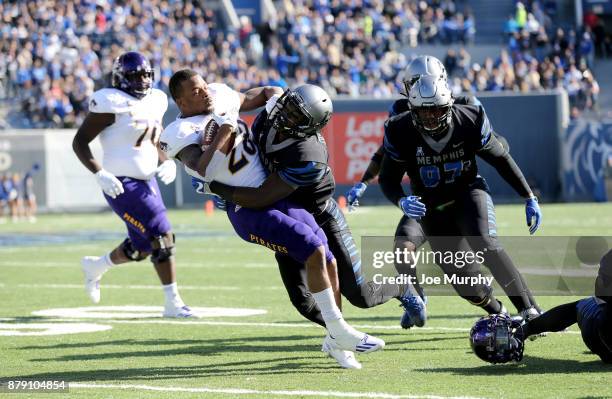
[407,75,454,137]
[400,55,448,96]
[268,84,333,138]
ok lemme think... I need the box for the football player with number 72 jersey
[73,52,195,318]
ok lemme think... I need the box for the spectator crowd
[445,0,601,117]
[0,0,474,128]
[0,0,605,127]
[0,167,38,224]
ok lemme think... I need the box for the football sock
[482,248,532,311]
[163,282,184,307]
[312,287,342,322]
[87,253,113,276]
[312,288,362,339]
[481,297,503,314]
[103,252,115,267]
[519,273,541,312]
[523,301,579,337]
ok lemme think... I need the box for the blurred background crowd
[0,0,607,128]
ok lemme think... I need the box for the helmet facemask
[269,89,325,138]
[111,52,154,100]
[408,75,454,139]
[412,104,453,138]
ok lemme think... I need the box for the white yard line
[46,318,580,334]
[69,382,486,399]
[0,260,272,268]
[11,283,282,291]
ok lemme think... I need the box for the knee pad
[120,238,148,261]
[151,233,176,264]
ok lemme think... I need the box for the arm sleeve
[360,144,385,183]
[382,131,404,162]
[378,154,407,206]
[477,132,533,198]
[278,161,327,188]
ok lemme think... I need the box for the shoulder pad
[385,109,411,126]
[455,95,482,107]
[454,104,492,147]
[383,112,411,162]
[149,89,169,113]
[210,83,241,116]
[160,119,200,159]
[389,99,409,117]
[89,88,136,114]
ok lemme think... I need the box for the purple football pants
[226,199,334,265]
[104,177,171,252]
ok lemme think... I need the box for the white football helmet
[400,55,448,96]
[407,75,454,137]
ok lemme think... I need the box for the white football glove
[213,111,238,130]
[95,169,124,199]
[156,160,177,185]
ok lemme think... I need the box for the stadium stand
[0,0,607,127]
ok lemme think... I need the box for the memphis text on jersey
[416,147,465,165]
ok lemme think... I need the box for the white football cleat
[327,321,385,354]
[322,334,362,369]
[163,304,199,318]
[81,256,108,304]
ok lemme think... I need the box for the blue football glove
[525,196,542,235]
[191,177,225,210]
[346,182,367,211]
[399,196,427,219]
[213,196,226,210]
[191,176,210,195]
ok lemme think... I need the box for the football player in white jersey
[160,69,385,368]
[72,52,193,317]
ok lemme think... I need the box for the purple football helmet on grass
[470,314,525,364]
[111,52,154,99]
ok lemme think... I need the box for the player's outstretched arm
[72,112,115,174]
[209,172,295,209]
[73,112,125,199]
[378,155,407,207]
[477,133,533,199]
[346,145,385,210]
[239,86,284,112]
[477,133,542,234]
[360,145,385,185]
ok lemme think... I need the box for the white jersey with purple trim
[160,83,266,188]
[89,88,168,180]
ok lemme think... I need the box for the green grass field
[1,203,612,399]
